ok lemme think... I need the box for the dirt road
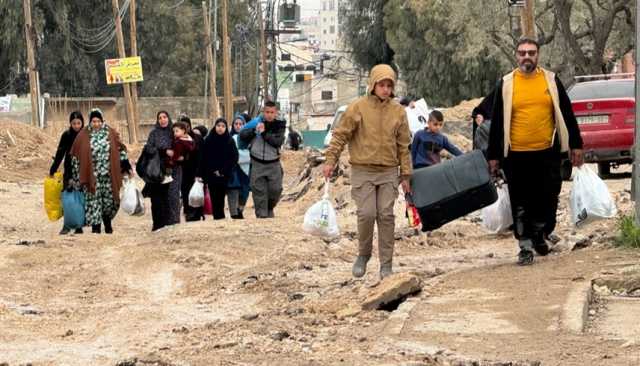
[1,151,639,365]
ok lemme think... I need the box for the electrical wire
[68,0,131,54]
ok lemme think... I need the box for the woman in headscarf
[141,110,182,231]
[178,115,206,222]
[70,109,132,234]
[197,118,238,220]
[227,115,251,219]
[50,111,85,234]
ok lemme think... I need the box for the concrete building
[319,0,339,53]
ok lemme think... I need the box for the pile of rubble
[281,149,354,216]
[442,98,483,122]
[0,121,58,182]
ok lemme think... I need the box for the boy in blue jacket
[411,110,463,169]
[239,101,287,218]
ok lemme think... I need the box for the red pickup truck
[568,77,635,176]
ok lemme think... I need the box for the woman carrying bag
[197,118,238,220]
[70,109,132,234]
[49,111,85,234]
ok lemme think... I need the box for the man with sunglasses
[487,37,584,266]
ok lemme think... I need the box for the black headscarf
[146,110,174,151]
[193,125,208,137]
[198,118,239,181]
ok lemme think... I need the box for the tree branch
[580,0,597,26]
[538,14,559,45]
[552,0,590,73]
[621,6,633,27]
[489,31,517,67]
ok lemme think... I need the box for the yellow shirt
[510,69,555,151]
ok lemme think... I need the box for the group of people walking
[323,36,584,279]
[50,36,585,279]
[49,101,287,234]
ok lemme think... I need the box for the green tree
[340,0,395,71]
[384,0,503,106]
[0,0,257,98]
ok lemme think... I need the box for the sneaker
[352,255,370,278]
[74,228,83,234]
[59,227,70,235]
[380,263,393,280]
[162,175,174,184]
[517,249,534,266]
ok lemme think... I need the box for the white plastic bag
[303,180,340,238]
[132,188,145,216]
[481,184,513,234]
[189,181,205,208]
[570,165,617,227]
[121,177,140,215]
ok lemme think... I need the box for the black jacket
[50,129,79,186]
[487,75,583,161]
[181,132,204,190]
[198,133,239,185]
[472,89,496,149]
[239,119,286,163]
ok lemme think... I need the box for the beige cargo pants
[350,166,399,266]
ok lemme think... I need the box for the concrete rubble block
[336,304,361,319]
[362,273,422,311]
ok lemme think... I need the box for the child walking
[323,64,412,280]
[411,110,463,169]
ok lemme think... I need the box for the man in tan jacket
[323,64,412,279]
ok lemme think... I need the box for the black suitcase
[411,150,498,231]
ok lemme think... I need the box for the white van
[323,105,347,147]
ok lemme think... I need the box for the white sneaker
[162,175,174,184]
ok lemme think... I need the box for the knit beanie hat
[89,108,104,122]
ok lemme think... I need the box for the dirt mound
[282,149,354,216]
[446,133,472,152]
[443,98,482,122]
[0,121,58,182]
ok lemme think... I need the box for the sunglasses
[517,50,538,57]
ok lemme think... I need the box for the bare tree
[552,0,633,74]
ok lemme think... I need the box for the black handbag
[136,147,164,184]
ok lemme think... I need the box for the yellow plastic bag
[44,172,64,221]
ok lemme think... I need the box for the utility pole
[129,0,140,140]
[269,1,278,104]
[222,0,234,123]
[520,0,536,39]
[22,0,39,127]
[633,0,640,223]
[203,1,219,122]
[111,0,137,143]
[213,0,220,119]
[258,0,269,102]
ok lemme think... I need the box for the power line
[68,0,131,54]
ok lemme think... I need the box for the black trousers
[207,181,227,220]
[503,149,562,246]
[147,183,171,231]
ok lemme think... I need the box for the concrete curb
[562,280,593,333]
